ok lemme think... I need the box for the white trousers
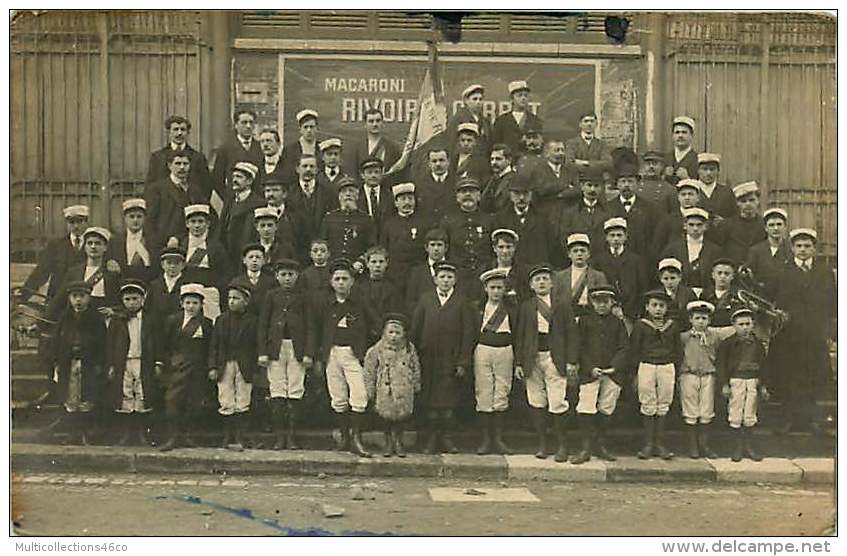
[268,339,305,399]
[679,373,715,425]
[576,376,621,416]
[326,346,368,414]
[473,345,513,412]
[728,378,759,428]
[637,362,675,416]
[217,360,252,415]
[118,359,150,414]
[525,352,569,414]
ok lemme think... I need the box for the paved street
[11,473,835,536]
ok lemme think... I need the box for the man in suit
[450,122,490,183]
[144,150,211,250]
[663,116,699,187]
[287,154,335,255]
[146,115,212,198]
[592,218,648,329]
[405,227,449,316]
[211,109,263,200]
[606,158,659,258]
[553,168,613,267]
[694,153,737,220]
[564,112,613,187]
[414,146,456,224]
[257,128,286,184]
[661,207,722,292]
[480,143,515,214]
[218,162,265,267]
[528,138,580,215]
[745,207,792,298]
[345,107,400,176]
[358,157,394,234]
[711,181,767,265]
[447,84,493,159]
[21,204,88,301]
[106,199,159,283]
[492,80,543,158]
[639,149,678,211]
[551,233,609,318]
[317,138,349,207]
[494,173,556,268]
[280,109,321,183]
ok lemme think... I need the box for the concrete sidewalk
[11,443,834,485]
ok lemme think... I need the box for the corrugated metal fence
[10,11,211,261]
[667,12,836,255]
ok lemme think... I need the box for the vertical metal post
[759,21,771,203]
[97,12,111,227]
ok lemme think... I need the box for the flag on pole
[387,41,447,175]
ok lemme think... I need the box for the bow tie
[622,200,633,208]
[689,330,709,346]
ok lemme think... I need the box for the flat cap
[383,312,408,329]
[508,80,530,94]
[763,207,788,221]
[682,207,710,221]
[604,217,628,231]
[184,204,211,218]
[63,205,90,219]
[66,281,93,295]
[122,199,146,213]
[433,261,458,274]
[328,257,354,274]
[479,268,509,284]
[697,153,721,165]
[120,279,147,296]
[658,257,683,273]
[360,157,384,171]
[462,84,484,98]
[227,280,252,299]
[272,258,301,272]
[82,227,111,242]
[588,285,618,299]
[676,179,703,192]
[711,257,736,269]
[733,181,760,199]
[160,246,186,260]
[319,138,342,151]
[296,109,318,124]
[179,283,205,298]
[528,264,552,281]
[731,307,754,321]
[567,233,591,247]
[644,289,672,304]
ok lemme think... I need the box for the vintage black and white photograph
[7,8,838,540]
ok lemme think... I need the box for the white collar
[170,142,186,151]
[432,172,448,182]
[620,194,635,205]
[238,136,252,148]
[437,288,453,298]
[247,269,261,279]
[498,167,513,178]
[188,232,208,245]
[581,132,594,142]
[547,161,561,171]
[795,257,812,268]
[699,181,717,196]
[674,146,692,161]
[234,189,252,203]
[126,229,144,240]
[583,198,598,208]
[265,152,281,164]
[170,174,187,188]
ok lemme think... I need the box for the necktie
[130,252,144,267]
[803,261,811,272]
[303,181,314,197]
[72,236,81,250]
[328,168,337,180]
[623,200,633,212]
[368,187,379,216]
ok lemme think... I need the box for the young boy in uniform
[299,238,332,302]
[630,289,683,460]
[679,300,737,458]
[473,269,518,455]
[405,228,449,315]
[592,217,648,332]
[552,233,608,318]
[257,259,313,450]
[253,206,296,270]
[700,259,741,327]
[314,258,378,457]
[232,243,277,315]
[208,282,257,452]
[48,281,106,445]
[656,258,697,325]
[514,264,580,462]
[570,286,629,464]
[179,204,231,321]
[145,246,187,330]
[352,245,403,317]
[661,207,721,293]
[156,283,215,451]
[718,307,770,462]
[107,279,157,446]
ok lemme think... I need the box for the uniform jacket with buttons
[381,212,432,279]
[208,309,258,382]
[439,208,496,273]
[318,208,377,261]
[577,311,629,385]
[257,285,313,361]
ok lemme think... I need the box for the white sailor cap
[479,268,509,284]
[179,283,206,299]
[604,217,628,231]
[457,122,480,136]
[63,205,90,219]
[686,300,715,314]
[733,181,760,199]
[82,226,111,242]
[120,279,147,296]
[296,109,319,124]
[567,233,591,248]
[184,204,211,218]
[789,228,817,242]
[682,207,710,221]
[122,198,146,213]
[763,207,788,222]
[672,116,696,132]
[491,228,519,243]
[392,182,415,198]
[508,80,530,95]
[232,161,258,179]
[254,206,281,220]
[697,152,721,165]
[676,178,703,192]
[731,307,754,321]
[658,257,683,272]
[462,84,485,98]
[319,137,342,151]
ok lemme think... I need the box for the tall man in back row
[146,115,212,198]
[211,109,263,201]
[492,80,543,158]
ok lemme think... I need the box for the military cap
[82,227,111,242]
[491,228,519,243]
[433,261,458,275]
[644,289,672,304]
[462,84,484,98]
[508,80,530,94]
[733,181,760,199]
[456,176,481,191]
[179,283,205,299]
[789,228,817,243]
[360,157,384,171]
[122,199,146,213]
[479,268,509,284]
[160,246,186,260]
[672,116,696,132]
[588,285,618,299]
[337,176,358,191]
[686,300,715,314]
[66,281,93,295]
[641,150,664,162]
[272,258,301,272]
[319,138,342,151]
[63,205,90,219]
[120,279,147,296]
[296,109,319,124]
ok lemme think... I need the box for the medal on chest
[410,227,417,240]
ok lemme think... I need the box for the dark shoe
[553,414,569,463]
[383,430,393,457]
[440,432,459,454]
[349,413,372,458]
[334,412,351,452]
[492,412,513,455]
[686,424,700,459]
[476,413,492,455]
[743,428,763,461]
[570,415,592,465]
[271,399,287,450]
[698,424,718,459]
[285,400,301,450]
[594,414,616,461]
[158,424,179,452]
[730,428,744,462]
[116,426,132,447]
[653,415,673,460]
[637,415,655,459]
[531,408,548,459]
[220,417,232,449]
[393,427,406,458]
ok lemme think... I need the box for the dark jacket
[144,176,210,250]
[106,230,160,283]
[661,238,723,290]
[287,181,336,254]
[663,149,699,186]
[744,239,792,299]
[577,311,629,385]
[413,170,457,224]
[472,300,519,349]
[318,208,377,261]
[628,318,683,370]
[146,144,212,197]
[47,262,121,320]
[279,140,322,184]
[711,215,767,265]
[177,234,233,289]
[211,135,263,196]
[345,134,401,176]
[563,135,613,184]
[592,248,649,319]
[380,212,431,280]
[158,312,214,372]
[717,334,768,385]
[352,276,404,319]
[481,170,515,214]
[144,274,186,331]
[105,310,157,410]
[218,189,266,265]
[551,266,608,317]
[495,204,556,268]
[208,310,258,382]
[492,110,543,156]
[514,295,580,373]
[606,195,659,258]
[49,305,107,406]
[447,107,493,158]
[257,286,312,361]
[312,292,379,363]
[22,235,86,300]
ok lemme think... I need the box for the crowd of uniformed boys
[22,80,835,464]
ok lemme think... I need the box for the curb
[10,443,834,485]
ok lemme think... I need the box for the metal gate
[10,10,211,261]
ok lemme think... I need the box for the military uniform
[319,208,377,262]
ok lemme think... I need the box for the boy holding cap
[570,285,628,464]
[258,259,314,450]
[107,199,159,283]
[381,182,431,282]
[679,300,738,458]
[661,207,722,292]
[492,80,543,156]
[745,208,792,298]
[592,217,648,332]
[410,260,475,454]
[552,233,608,318]
[319,176,377,263]
[156,283,215,451]
[107,279,157,446]
[47,280,106,445]
[514,264,580,462]
[711,181,767,264]
[663,116,699,186]
[219,161,265,263]
[472,268,518,455]
[208,281,258,452]
[718,308,769,461]
[22,204,89,302]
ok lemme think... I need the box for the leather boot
[349,412,372,458]
[228,414,245,452]
[553,414,569,463]
[439,411,459,454]
[653,415,673,460]
[594,414,616,461]
[383,424,394,458]
[492,412,513,455]
[531,408,548,459]
[686,424,700,459]
[77,413,91,446]
[335,412,351,451]
[158,422,179,452]
[393,423,406,458]
[220,415,232,448]
[569,414,593,465]
[116,414,132,447]
[698,423,718,459]
[271,399,286,450]
[730,427,744,462]
[285,399,300,450]
[423,414,439,454]
[637,415,655,459]
[743,427,763,461]
[476,413,492,455]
